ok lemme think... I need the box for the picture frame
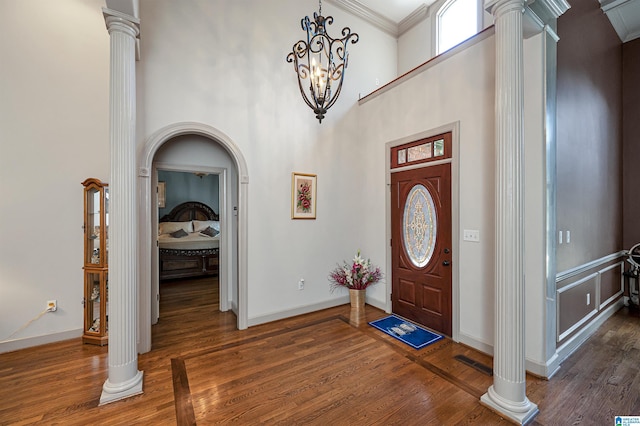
[291,173,317,219]
[158,181,166,208]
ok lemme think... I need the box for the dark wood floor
[1,276,639,425]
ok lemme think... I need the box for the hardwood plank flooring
[0,276,639,425]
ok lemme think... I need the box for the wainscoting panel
[557,273,598,342]
[556,253,624,346]
[599,262,624,309]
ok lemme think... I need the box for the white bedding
[158,232,220,250]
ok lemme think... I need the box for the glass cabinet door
[85,272,102,334]
[83,270,108,345]
[85,187,102,265]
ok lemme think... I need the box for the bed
[158,201,220,280]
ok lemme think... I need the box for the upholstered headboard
[159,201,218,222]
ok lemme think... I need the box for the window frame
[435,0,484,56]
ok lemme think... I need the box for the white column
[480,0,538,424]
[100,8,143,406]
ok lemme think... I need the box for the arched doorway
[138,122,249,353]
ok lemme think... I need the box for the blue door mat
[369,315,444,349]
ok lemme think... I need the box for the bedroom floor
[1,277,639,425]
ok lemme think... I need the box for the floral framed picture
[291,172,317,219]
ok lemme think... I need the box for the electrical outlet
[298,279,305,290]
[47,300,57,312]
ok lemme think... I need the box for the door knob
[443,260,450,266]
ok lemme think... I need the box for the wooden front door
[391,163,452,336]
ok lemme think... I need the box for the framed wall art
[291,172,316,219]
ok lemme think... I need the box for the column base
[481,386,539,425]
[99,370,144,405]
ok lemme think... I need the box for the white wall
[137,0,398,324]
[359,35,496,348]
[398,16,433,75]
[0,0,550,371]
[523,32,548,371]
[358,31,549,368]
[0,0,110,352]
[0,0,398,351]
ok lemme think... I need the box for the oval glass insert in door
[402,184,437,268]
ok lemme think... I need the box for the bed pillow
[170,229,188,238]
[159,221,193,235]
[200,226,219,237]
[193,220,220,232]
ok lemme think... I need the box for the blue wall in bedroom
[158,170,219,217]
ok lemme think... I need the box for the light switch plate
[463,229,480,242]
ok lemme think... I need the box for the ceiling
[105,0,640,42]
[327,0,640,42]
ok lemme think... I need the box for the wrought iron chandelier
[286,0,359,123]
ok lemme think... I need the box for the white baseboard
[459,331,560,379]
[526,353,561,378]
[365,295,386,311]
[248,296,349,327]
[458,331,494,356]
[0,328,83,354]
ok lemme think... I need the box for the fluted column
[99,8,143,405]
[480,0,538,424]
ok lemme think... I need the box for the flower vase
[349,289,366,311]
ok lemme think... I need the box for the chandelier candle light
[286,0,359,123]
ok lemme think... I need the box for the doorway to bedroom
[154,167,226,325]
[155,169,222,328]
[151,133,239,328]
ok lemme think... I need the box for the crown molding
[326,0,398,36]
[526,0,571,18]
[398,4,431,36]
[600,0,633,12]
[324,1,436,38]
[599,0,640,42]
[523,0,569,39]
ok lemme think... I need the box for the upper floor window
[437,0,480,55]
